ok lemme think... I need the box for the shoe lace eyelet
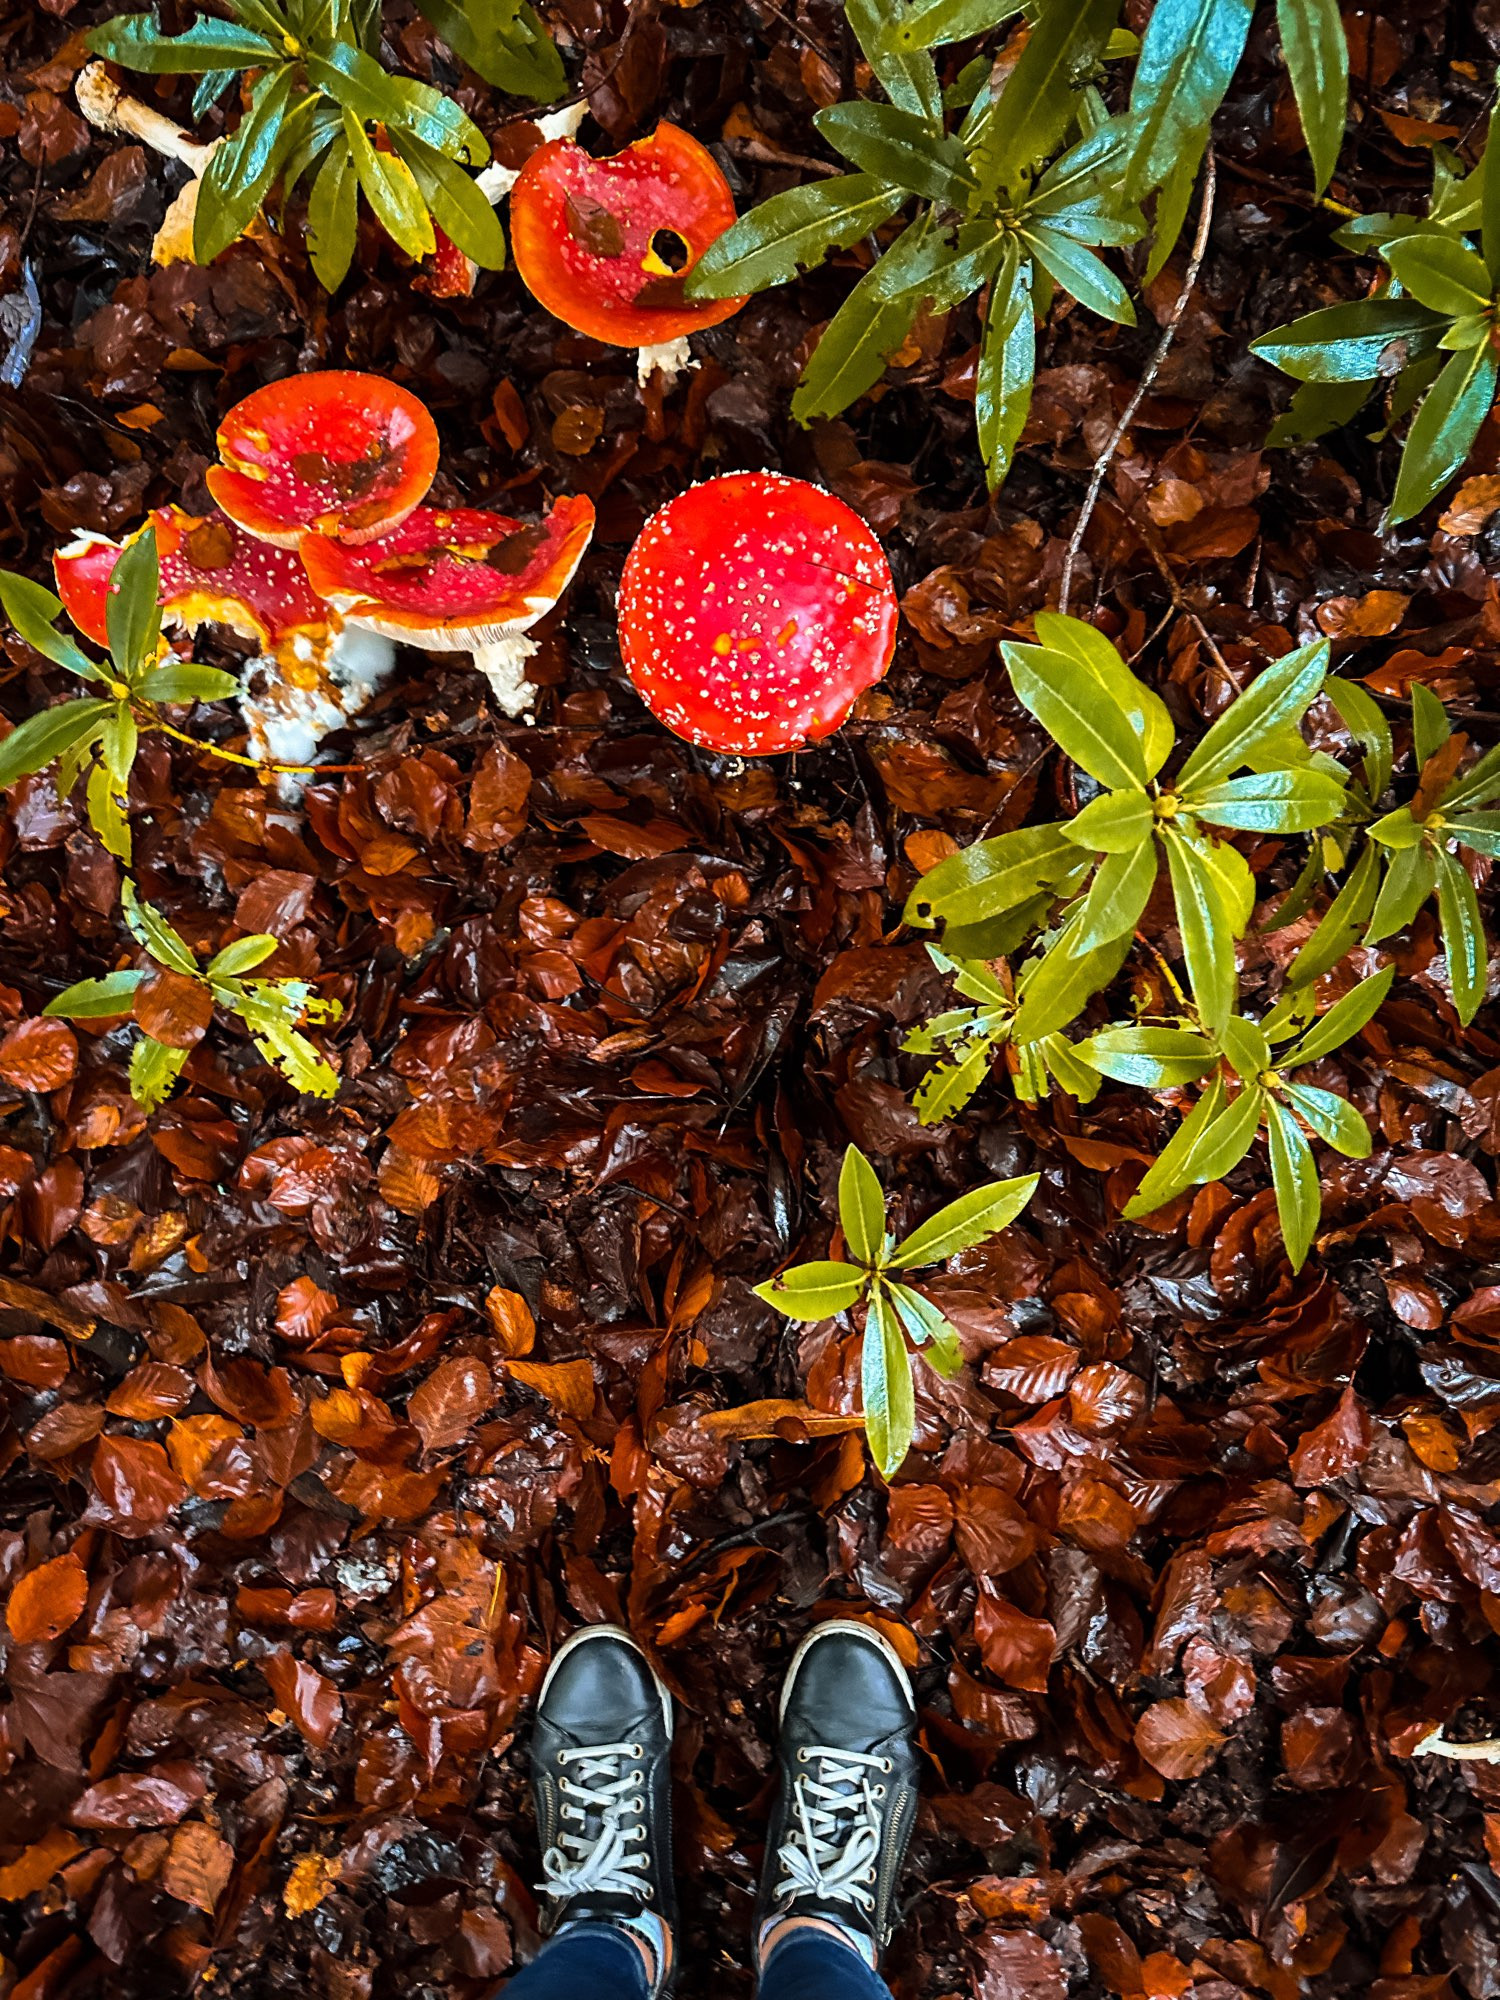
[797,1749,807,1763]
[880,1758,892,1773]
[874,1785,885,1799]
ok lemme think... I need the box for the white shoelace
[772,1745,890,1915]
[538,1741,651,1902]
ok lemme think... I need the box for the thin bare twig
[1058,142,1218,617]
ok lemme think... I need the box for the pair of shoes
[529,1619,920,1995]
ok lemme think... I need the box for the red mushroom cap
[510,122,747,348]
[297,497,596,646]
[616,472,899,756]
[54,507,330,650]
[207,371,440,549]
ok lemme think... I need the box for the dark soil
[3,3,1500,1999]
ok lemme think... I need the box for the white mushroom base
[469,634,540,717]
[239,627,396,798]
[636,337,696,391]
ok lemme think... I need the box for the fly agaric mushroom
[298,496,596,716]
[617,472,899,755]
[53,506,398,777]
[75,63,219,268]
[207,372,440,549]
[509,122,746,387]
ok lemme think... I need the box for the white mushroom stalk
[76,62,219,266]
[240,626,397,799]
[474,101,588,203]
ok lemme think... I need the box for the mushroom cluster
[53,371,596,774]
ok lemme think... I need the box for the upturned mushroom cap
[297,497,596,646]
[207,371,440,549]
[55,507,331,649]
[616,472,899,755]
[510,122,747,348]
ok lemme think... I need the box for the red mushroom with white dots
[616,472,899,755]
[510,122,747,387]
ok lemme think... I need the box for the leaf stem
[1059,142,1218,617]
[147,713,358,777]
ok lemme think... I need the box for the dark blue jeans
[500,1921,893,2000]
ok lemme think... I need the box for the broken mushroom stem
[75,62,216,176]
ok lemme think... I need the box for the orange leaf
[262,1650,343,1749]
[409,1355,493,1452]
[1134,1696,1225,1781]
[505,1357,595,1421]
[0,1827,82,1900]
[132,970,212,1049]
[284,1852,342,1917]
[7,1550,88,1643]
[161,1821,235,1914]
[699,1399,867,1442]
[0,1018,77,1092]
[485,1286,535,1355]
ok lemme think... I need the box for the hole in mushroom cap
[647,227,691,273]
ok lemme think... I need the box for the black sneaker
[531,1624,676,1993]
[756,1620,920,1969]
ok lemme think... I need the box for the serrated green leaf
[1123,0,1254,200]
[1288,837,1379,984]
[970,0,1121,198]
[1220,1013,1272,1080]
[941,890,1063,962]
[1385,231,1492,316]
[1282,961,1395,1065]
[129,1035,190,1112]
[891,1173,1038,1268]
[412,0,566,99]
[1249,298,1447,383]
[1388,341,1499,527]
[1448,811,1500,857]
[1123,1074,1261,1216]
[1063,789,1154,852]
[844,0,942,122]
[208,934,280,978]
[1010,916,1131,1043]
[343,109,435,259]
[1004,641,1150,790]
[1411,682,1451,770]
[195,64,298,263]
[886,1280,964,1378]
[1074,837,1157,952]
[1023,224,1134,324]
[44,969,146,1019]
[815,101,975,203]
[86,13,278,69]
[1266,1095,1319,1270]
[390,129,507,269]
[0,698,113,791]
[904,821,1076,931]
[793,229,923,424]
[976,237,1034,490]
[139,662,240,704]
[1327,677,1392,799]
[912,1033,999,1124]
[1278,0,1348,195]
[753,1260,869,1320]
[838,1145,887,1265]
[1364,839,1435,942]
[104,528,161,682]
[121,878,199,977]
[893,0,1021,50]
[862,1285,914,1480]
[1280,1079,1371,1156]
[1078,1024,1218,1087]
[1184,766,1348,832]
[1163,826,1238,1034]
[1176,639,1330,793]
[0,570,104,682]
[687,175,908,300]
[1434,844,1488,1024]
[306,132,359,290]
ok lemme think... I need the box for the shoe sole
[540,1620,674,1734]
[777,1617,915,1725]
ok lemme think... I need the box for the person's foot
[755,1620,919,1972]
[531,1623,677,1994]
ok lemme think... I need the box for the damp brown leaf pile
[4,4,1500,1999]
